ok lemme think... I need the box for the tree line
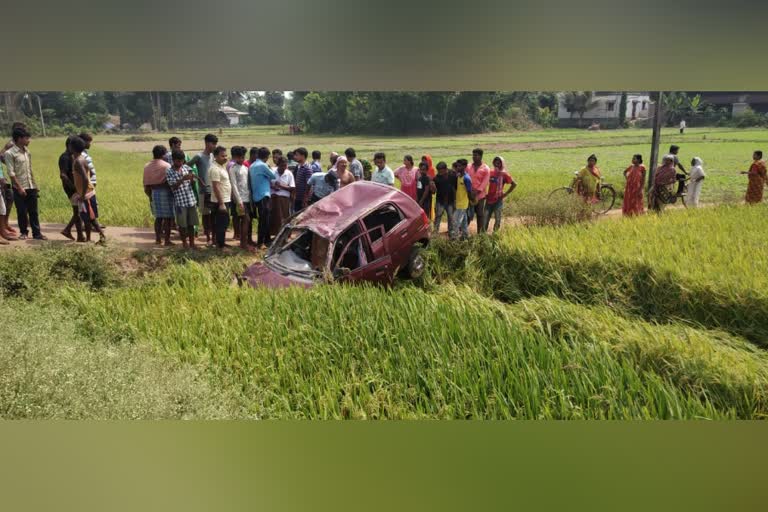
[3,91,762,137]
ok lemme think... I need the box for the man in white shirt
[371,152,394,185]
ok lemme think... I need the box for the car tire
[405,246,426,279]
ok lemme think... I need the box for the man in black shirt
[432,161,455,235]
[59,136,85,241]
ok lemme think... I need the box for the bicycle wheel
[679,183,688,208]
[594,185,616,215]
[548,187,574,200]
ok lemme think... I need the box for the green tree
[562,91,599,127]
[264,91,285,125]
[619,92,628,127]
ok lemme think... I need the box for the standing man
[78,133,104,229]
[293,147,313,214]
[328,151,339,171]
[335,157,355,187]
[143,145,173,245]
[432,161,455,234]
[59,136,84,242]
[186,134,218,246]
[270,155,295,237]
[71,136,106,244]
[452,161,473,240]
[669,144,687,197]
[164,137,183,163]
[286,150,299,176]
[209,146,232,249]
[248,147,277,248]
[371,152,394,186]
[679,119,686,134]
[271,149,283,170]
[310,150,323,174]
[345,148,364,181]
[79,132,97,188]
[165,150,200,250]
[466,148,490,234]
[4,126,45,240]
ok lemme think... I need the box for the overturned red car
[241,181,431,288]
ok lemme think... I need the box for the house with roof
[697,92,768,115]
[219,105,249,126]
[557,92,652,127]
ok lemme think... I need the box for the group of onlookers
[142,135,768,251]
[580,143,766,215]
[143,136,520,249]
[0,125,765,251]
[0,122,104,244]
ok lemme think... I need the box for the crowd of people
[0,122,106,244]
[0,125,765,249]
[142,135,520,250]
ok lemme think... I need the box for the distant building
[558,92,651,127]
[697,92,768,115]
[219,105,248,126]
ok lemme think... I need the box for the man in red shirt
[466,148,490,233]
[484,156,516,233]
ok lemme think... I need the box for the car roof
[291,181,419,239]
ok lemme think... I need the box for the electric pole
[35,94,46,138]
[647,91,663,203]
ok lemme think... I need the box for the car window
[269,228,330,273]
[362,204,403,243]
[332,224,361,269]
[334,232,374,271]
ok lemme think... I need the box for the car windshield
[266,227,331,275]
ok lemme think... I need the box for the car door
[334,228,394,284]
[362,203,406,260]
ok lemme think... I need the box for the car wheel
[406,247,426,279]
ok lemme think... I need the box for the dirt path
[0,203,691,252]
[0,223,168,251]
[0,215,607,251]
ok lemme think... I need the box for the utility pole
[170,92,175,130]
[34,94,46,138]
[647,91,663,203]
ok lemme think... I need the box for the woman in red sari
[742,150,767,204]
[622,154,646,216]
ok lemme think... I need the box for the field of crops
[2,204,766,419]
[22,126,765,227]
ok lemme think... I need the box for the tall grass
[426,204,768,344]
[60,259,768,419]
[0,299,244,419]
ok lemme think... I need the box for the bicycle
[548,171,617,215]
[649,174,691,208]
[666,174,689,208]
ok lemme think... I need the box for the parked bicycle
[652,174,690,209]
[548,171,616,215]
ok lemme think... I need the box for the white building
[557,92,652,127]
[219,105,248,126]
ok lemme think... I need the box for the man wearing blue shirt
[248,146,277,248]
